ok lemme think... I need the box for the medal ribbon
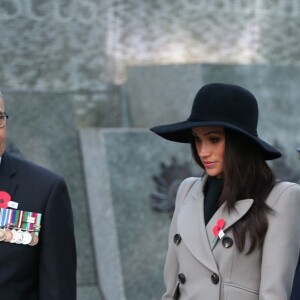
[0,208,42,232]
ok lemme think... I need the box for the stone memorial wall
[1,0,300,94]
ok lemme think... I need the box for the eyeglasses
[0,113,8,128]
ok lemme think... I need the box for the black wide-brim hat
[150,83,281,160]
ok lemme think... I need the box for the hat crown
[188,83,258,136]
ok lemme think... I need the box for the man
[0,91,77,299]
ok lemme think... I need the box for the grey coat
[162,176,300,300]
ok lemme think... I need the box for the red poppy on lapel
[213,218,225,237]
[0,191,11,209]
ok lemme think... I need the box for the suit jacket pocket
[224,283,259,300]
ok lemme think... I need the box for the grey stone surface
[126,64,300,168]
[2,1,300,88]
[3,91,98,294]
[0,0,108,90]
[126,64,202,127]
[77,285,104,300]
[71,86,122,128]
[80,128,125,300]
[80,128,193,300]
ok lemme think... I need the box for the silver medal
[15,230,24,244]
[9,229,18,243]
[21,231,33,245]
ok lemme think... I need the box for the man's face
[0,99,6,155]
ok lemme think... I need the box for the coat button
[178,273,186,284]
[173,234,182,245]
[211,273,219,284]
[222,237,233,248]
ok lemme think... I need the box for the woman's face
[192,126,225,178]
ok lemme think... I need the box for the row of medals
[0,227,38,246]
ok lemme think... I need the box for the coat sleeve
[38,177,77,300]
[259,182,300,300]
[162,177,198,300]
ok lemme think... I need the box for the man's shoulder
[4,152,63,182]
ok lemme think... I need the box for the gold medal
[29,232,39,246]
[0,228,6,241]
[4,228,12,242]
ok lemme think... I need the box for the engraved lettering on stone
[53,0,75,23]
[25,0,53,21]
[77,1,98,25]
[182,0,206,10]
[0,0,99,24]
[181,0,300,16]
[0,0,22,21]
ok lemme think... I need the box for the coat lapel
[207,198,254,250]
[0,152,18,199]
[177,176,254,272]
[177,177,219,273]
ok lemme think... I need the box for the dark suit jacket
[0,151,77,300]
[291,256,300,300]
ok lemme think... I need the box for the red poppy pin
[0,191,11,208]
[213,218,225,238]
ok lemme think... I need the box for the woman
[150,83,300,300]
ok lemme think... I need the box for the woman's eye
[210,137,220,143]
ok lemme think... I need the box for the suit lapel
[0,152,18,199]
[207,198,254,250]
[177,177,219,273]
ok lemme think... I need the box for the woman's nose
[198,143,210,157]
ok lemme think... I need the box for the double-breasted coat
[162,176,300,300]
[0,151,76,300]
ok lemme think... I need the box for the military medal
[21,231,32,245]
[4,228,12,242]
[0,228,6,241]
[15,229,24,244]
[29,232,39,246]
[10,229,18,243]
[0,208,42,246]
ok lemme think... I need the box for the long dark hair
[191,128,276,253]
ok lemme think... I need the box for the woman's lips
[202,161,216,169]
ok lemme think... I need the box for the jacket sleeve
[259,182,300,300]
[38,177,77,300]
[162,177,198,300]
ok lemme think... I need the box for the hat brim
[150,120,281,160]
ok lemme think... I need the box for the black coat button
[211,273,219,284]
[178,273,186,284]
[222,237,233,248]
[173,234,182,245]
